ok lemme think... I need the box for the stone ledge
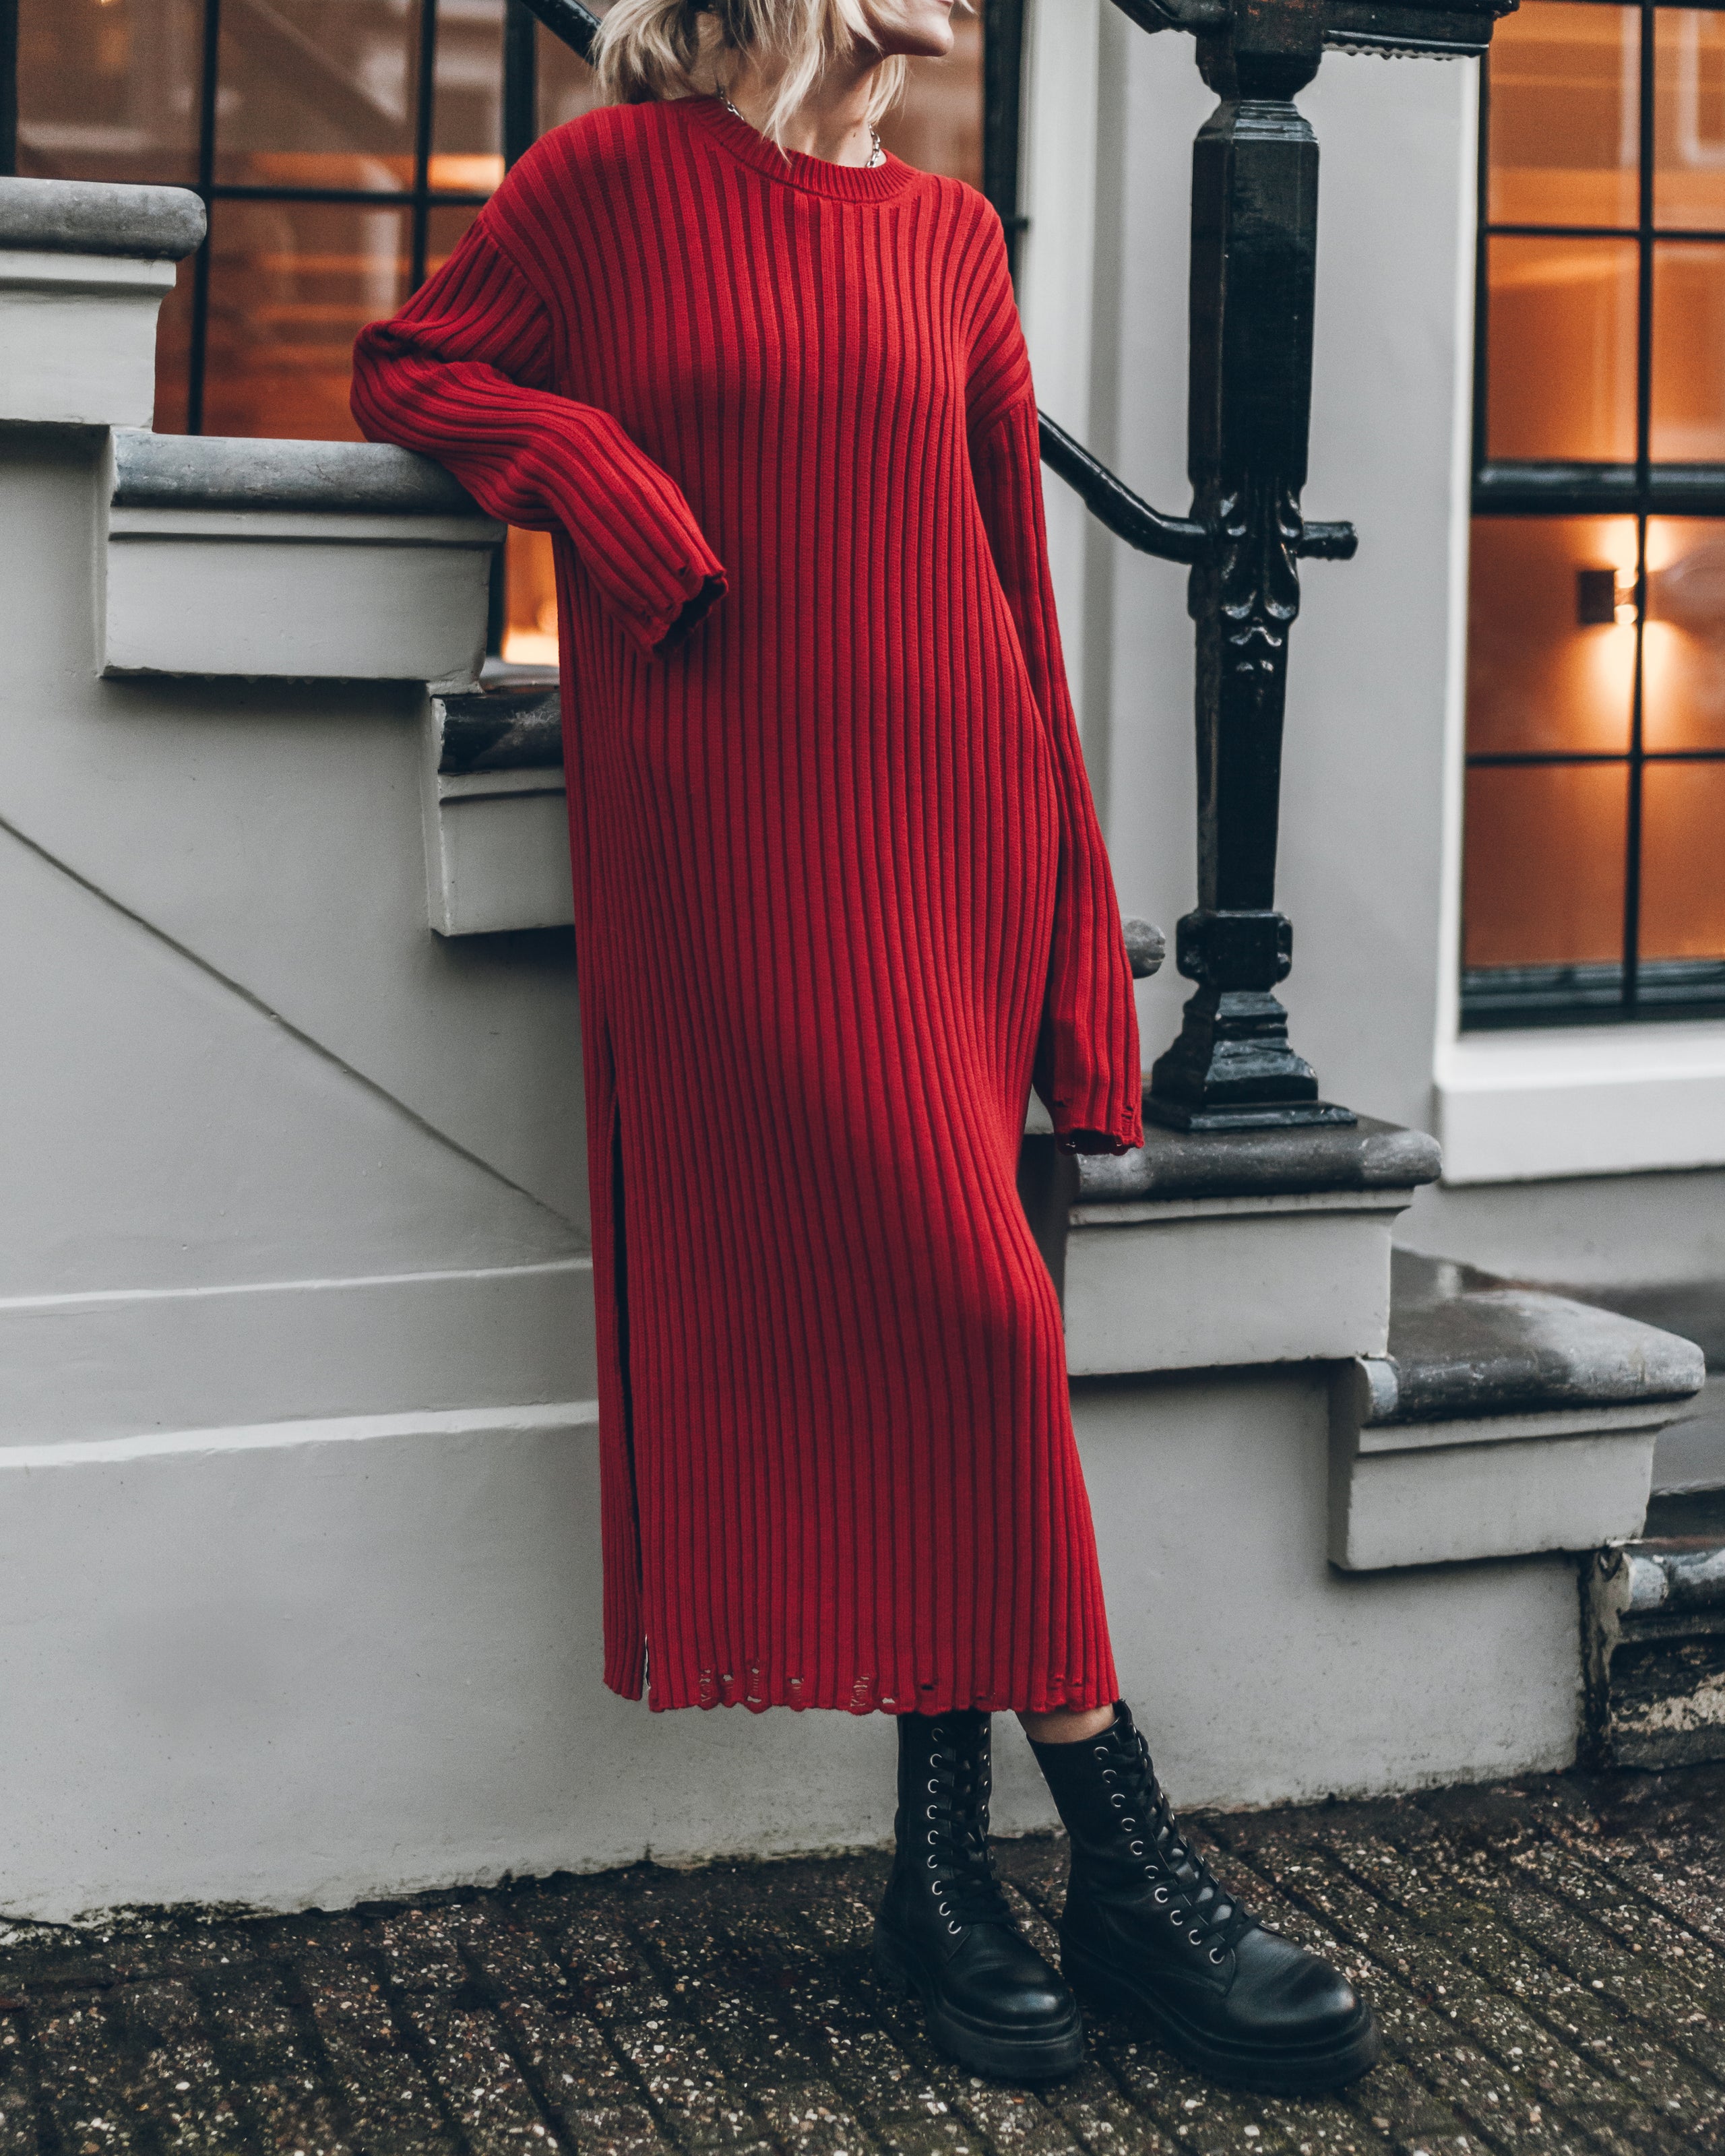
[113,427,478,516]
[423,693,573,935]
[1074,1112,1441,1206]
[1365,1250,1706,1426]
[0,175,206,261]
[1619,1537,1725,1616]
[1587,1496,1725,1767]
[438,686,563,773]
[104,435,498,682]
[1329,1253,1706,1573]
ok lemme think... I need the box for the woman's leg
[1017,1706,1114,1745]
[1020,1699,1382,2092]
[873,1710,1085,2083]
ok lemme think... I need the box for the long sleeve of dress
[970,393,1143,1154]
[350,218,726,656]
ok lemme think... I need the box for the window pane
[1655,9,1725,230]
[1488,0,1639,229]
[214,0,422,192]
[1651,242,1725,462]
[1641,762,1725,959]
[1645,517,1725,749]
[200,200,410,441]
[1463,763,1629,969]
[432,0,505,193]
[1466,517,1637,755]
[16,0,201,187]
[1486,236,1638,461]
[504,530,561,666]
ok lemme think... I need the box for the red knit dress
[351,94,1143,1716]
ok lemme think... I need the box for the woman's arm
[969,392,1143,1157]
[350,218,725,657]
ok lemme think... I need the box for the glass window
[1486,1,1639,229]
[15,0,203,187]
[1484,235,1639,461]
[1466,515,1638,757]
[1467,1,1725,1028]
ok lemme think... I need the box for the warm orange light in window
[428,154,505,194]
[1467,517,1638,756]
[502,528,560,668]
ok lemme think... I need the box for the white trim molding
[1436,1023,1725,1183]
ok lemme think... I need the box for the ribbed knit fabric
[351,94,1142,1715]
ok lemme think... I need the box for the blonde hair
[594,0,909,147]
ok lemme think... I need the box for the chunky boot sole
[1063,1938,1382,2095]
[873,1922,1087,2083]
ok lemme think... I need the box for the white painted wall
[1,435,590,1257]
[1,1375,1579,1922]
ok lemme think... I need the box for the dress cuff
[613,547,728,658]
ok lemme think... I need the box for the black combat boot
[875,1709,1086,2081]
[1031,1705,1380,2093]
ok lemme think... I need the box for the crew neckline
[678,94,920,202]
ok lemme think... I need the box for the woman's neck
[720,47,884,167]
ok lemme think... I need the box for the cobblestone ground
[2,1764,1722,2156]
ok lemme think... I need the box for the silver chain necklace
[716,86,885,169]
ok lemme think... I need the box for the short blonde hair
[594,0,909,147]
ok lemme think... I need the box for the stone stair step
[1586,1488,1725,1769]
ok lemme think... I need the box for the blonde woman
[350,0,1377,2093]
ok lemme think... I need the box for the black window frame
[1466,0,1725,1032]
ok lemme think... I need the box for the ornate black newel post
[1154,24,1339,1129]
[1104,0,1515,1131]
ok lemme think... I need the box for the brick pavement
[1,1765,1721,2156]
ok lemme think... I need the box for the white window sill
[1435,1021,1725,1184]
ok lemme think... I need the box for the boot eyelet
[1210,1948,1226,1965]
[1168,1909,1184,1926]
[1154,1886,1170,1903]
[927,1831,939,1845]
[938,1902,950,1917]
[1188,1930,1203,1945]
[927,1779,939,1794]
[947,1921,962,1935]
[1110,1794,1125,1808]
[1129,1841,1144,1856]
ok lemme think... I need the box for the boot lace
[1100,1720,1257,1966]
[922,1725,1015,1932]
